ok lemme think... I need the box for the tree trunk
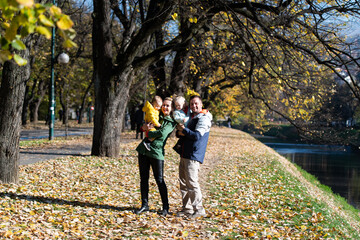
[29,79,46,123]
[91,68,133,157]
[150,30,167,98]
[78,81,93,124]
[59,79,70,126]
[92,0,122,157]
[22,85,30,126]
[63,104,69,125]
[169,45,190,96]
[0,49,31,183]
[32,99,41,123]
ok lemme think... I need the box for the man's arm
[182,128,202,141]
[179,114,211,140]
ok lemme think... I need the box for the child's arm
[173,110,186,124]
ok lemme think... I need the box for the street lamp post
[49,16,56,140]
[49,17,69,140]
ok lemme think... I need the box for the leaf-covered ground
[1,127,359,239]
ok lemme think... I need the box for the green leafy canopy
[0,0,77,66]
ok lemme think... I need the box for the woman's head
[161,97,174,116]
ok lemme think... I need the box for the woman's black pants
[138,154,169,210]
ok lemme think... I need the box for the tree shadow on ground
[0,192,133,212]
[20,151,86,156]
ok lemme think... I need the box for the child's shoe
[143,141,151,151]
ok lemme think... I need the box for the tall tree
[0,44,31,183]
[92,0,360,156]
[0,1,76,183]
[91,0,178,157]
[171,0,360,138]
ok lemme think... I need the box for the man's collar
[192,109,208,117]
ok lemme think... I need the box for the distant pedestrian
[125,111,130,129]
[58,109,63,122]
[134,105,144,139]
[76,109,80,123]
[227,117,232,128]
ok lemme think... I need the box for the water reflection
[259,139,360,209]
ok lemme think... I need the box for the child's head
[174,96,186,110]
[151,96,163,110]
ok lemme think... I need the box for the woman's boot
[135,204,149,214]
[161,205,169,216]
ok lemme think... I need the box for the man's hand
[177,123,185,130]
[176,124,185,136]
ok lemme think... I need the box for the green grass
[19,139,49,147]
[293,163,360,223]
[205,154,360,239]
[19,135,91,148]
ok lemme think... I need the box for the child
[172,96,190,152]
[173,96,189,126]
[142,95,163,151]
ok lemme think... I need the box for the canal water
[257,137,360,210]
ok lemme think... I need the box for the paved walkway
[19,129,140,165]
[20,143,92,165]
[20,128,93,140]
[20,128,93,165]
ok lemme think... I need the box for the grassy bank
[1,127,359,238]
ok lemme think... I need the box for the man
[174,95,212,218]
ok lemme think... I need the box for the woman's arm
[148,120,175,139]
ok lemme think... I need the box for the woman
[135,97,177,216]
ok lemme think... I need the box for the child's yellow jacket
[142,101,161,127]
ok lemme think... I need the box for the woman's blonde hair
[163,97,174,115]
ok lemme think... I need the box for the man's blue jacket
[174,109,212,163]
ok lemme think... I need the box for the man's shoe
[160,209,169,216]
[189,212,207,219]
[135,205,149,214]
[176,211,193,217]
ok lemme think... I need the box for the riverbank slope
[0,127,358,238]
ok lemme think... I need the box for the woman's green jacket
[136,114,177,160]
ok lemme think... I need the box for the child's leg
[146,128,156,142]
[143,128,156,151]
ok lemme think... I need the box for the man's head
[189,95,203,114]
